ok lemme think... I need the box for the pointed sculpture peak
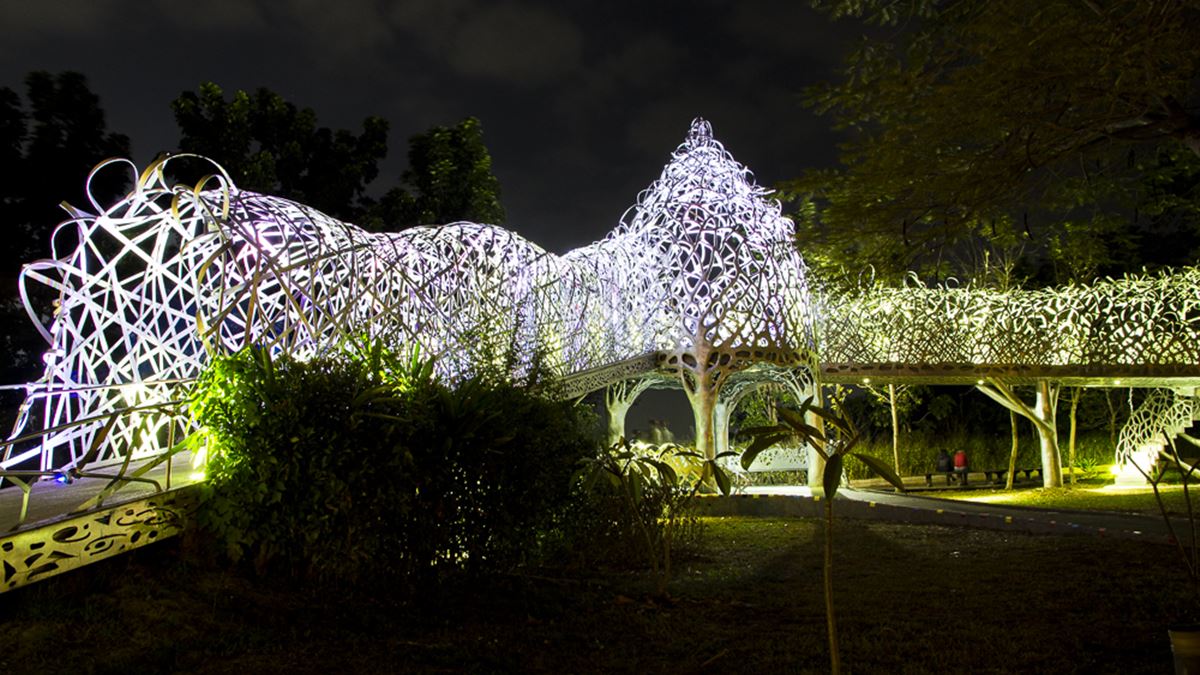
[686,118,714,147]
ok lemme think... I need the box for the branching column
[713,381,761,458]
[977,378,1063,488]
[672,340,726,462]
[605,377,654,446]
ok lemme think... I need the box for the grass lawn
[1,516,1191,674]
[930,476,1200,516]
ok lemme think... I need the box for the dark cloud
[450,4,582,85]
[0,0,115,39]
[0,0,862,253]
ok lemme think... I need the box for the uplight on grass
[936,479,1195,515]
[958,492,1024,505]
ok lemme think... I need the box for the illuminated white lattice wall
[3,120,818,472]
[821,272,1200,368]
[9,117,1200,477]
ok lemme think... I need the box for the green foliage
[190,344,598,586]
[841,429,1116,479]
[739,394,904,674]
[171,83,389,224]
[171,91,506,233]
[732,384,803,432]
[364,117,505,230]
[741,396,905,492]
[789,0,1200,283]
[574,440,726,595]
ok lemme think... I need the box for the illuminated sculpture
[821,272,1200,471]
[5,117,1200,485]
[2,120,817,474]
[821,270,1200,370]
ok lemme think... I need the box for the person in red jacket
[953,449,969,485]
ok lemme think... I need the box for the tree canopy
[788,0,1200,286]
[1,71,130,276]
[365,117,505,230]
[172,83,389,224]
[0,71,130,384]
[172,86,505,232]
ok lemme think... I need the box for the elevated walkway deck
[0,453,200,593]
[821,362,1200,387]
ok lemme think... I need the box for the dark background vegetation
[0,4,1197,668]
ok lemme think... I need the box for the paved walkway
[5,461,1190,547]
[695,485,1197,547]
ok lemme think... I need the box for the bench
[924,470,963,486]
[924,468,1042,487]
[982,468,1042,484]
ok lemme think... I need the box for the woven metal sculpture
[821,271,1200,372]
[1117,389,1196,476]
[7,117,1200,482]
[3,120,817,474]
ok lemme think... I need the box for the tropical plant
[1136,437,1200,596]
[740,396,904,675]
[576,439,732,597]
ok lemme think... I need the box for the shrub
[190,345,598,586]
[569,441,717,595]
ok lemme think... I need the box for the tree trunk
[1105,388,1119,451]
[823,496,841,675]
[1006,410,1019,490]
[975,378,1063,488]
[1036,381,1064,488]
[889,383,901,484]
[1069,387,1081,486]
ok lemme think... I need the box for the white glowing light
[822,271,1200,369]
[3,120,818,472]
[7,119,1200,479]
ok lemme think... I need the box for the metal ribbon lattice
[3,119,817,473]
[821,272,1200,370]
[1117,389,1196,468]
[8,116,1200,478]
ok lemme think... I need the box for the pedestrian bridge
[3,120,1199,590]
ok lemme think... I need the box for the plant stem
[824,496,841,675]
[889,384,900,491]
[1137,447,1192,584]
[621,470,661,593]
[1168,438,1199,586]
[1069,387,1080,486]
[1007,410,1018,490]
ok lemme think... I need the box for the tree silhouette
[1,71,130,277]
[171,83,388,223]
[788,0,1200,284]
[364,117,505,230]
[0,71,130,387]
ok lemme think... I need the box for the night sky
[0,0,865,254]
